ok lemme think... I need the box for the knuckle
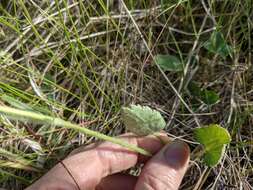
[139,171,178,190]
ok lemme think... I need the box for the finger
[68,133,169,160]
[96,174,137,190]
[37,133,167,190]
[68,142,101,156]
[135,141,190,190]
[137,133,171,162]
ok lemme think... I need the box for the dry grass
[0,0,252,189]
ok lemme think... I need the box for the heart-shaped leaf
[194,124,231,167]
[122,105,166,136]
[154,54,184,72]
[204,31,232,58]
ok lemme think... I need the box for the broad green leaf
[194,124,231,167]
[122,105,166,136]
[154,54,184,72]
[204,31,232,58]
[200,89,219,105]
[188,82,219,105]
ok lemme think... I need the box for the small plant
[204,31,233,58]
[188,82,220,105]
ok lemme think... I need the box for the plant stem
[0,106,151,156]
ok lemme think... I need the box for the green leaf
[188,82,219,105]
[194,124,231,167]
[154,54,184,72]
[121,105,166,136]
[204,31,232,58]
[200,89,219,105]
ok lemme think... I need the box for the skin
[26,133,190,190]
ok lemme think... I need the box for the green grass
[0,0,252,189]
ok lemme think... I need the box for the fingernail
[164,141,190,169]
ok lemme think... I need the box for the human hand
[26,133,190,190]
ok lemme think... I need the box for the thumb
[135,141,190,190]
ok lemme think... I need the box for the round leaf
[121,105,166,136]
[194,124,231,167]
[200,89,219,105]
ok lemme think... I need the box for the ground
[0,0,252,189]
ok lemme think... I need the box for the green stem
[0,106,151,156]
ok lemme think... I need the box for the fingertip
[163,141,190,169]
[135,140,190,190]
